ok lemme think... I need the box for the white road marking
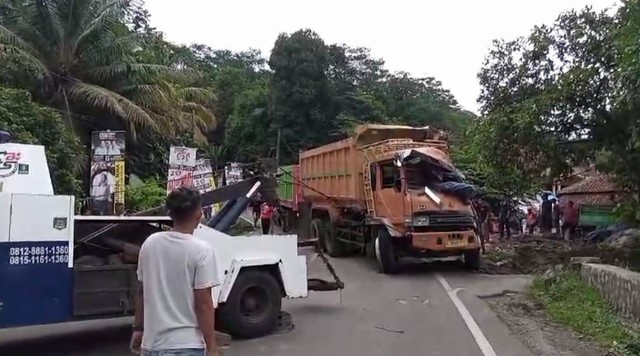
[435,273,498,356]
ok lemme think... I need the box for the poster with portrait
[224,162,243,185]
[91,131,125,162]
[90,131,125,215]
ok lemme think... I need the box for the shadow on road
[347,253,473,276]
[0,324,131,356]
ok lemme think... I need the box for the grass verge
[530,270,640,355]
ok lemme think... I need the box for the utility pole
[275,128,281,167]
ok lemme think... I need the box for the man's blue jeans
[142,349,205,356]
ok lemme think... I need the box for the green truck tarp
[277,165,295,202]
[579,205,616,227]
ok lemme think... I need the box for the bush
[124,178,167,213]
[0,88,84,195]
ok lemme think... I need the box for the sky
[145,0,618,113]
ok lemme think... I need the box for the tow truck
[0,143,343,339]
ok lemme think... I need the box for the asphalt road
[0,253,535,356]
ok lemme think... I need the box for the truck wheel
[374,228,401,274]
[464,249,481,271]
[313,218,345,257]
[282,211,291,233]
[218,269,282,339]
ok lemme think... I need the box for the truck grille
[412,211,475,232]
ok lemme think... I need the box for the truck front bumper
[409,230,480,251]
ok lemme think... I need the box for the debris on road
[480,234,640,275]
[375,326,405,334]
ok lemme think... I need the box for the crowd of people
[474,192,581,242]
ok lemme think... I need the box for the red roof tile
[559,174,619,195]
[558,193,619,208]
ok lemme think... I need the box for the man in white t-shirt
[130,187,221,356]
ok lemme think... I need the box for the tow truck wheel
[374,228,401,274]
[218,269,282,339]
[464,248,481,271]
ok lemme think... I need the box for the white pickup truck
[0,143,342,339]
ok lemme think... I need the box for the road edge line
[435,273,497,356]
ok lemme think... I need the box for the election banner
[169,146,197,168]
[224,162,243,185]
[193,159,214,194]
[90,131,125,215]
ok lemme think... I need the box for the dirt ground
[479,234,640,356]
[480,234,640,275]
[484,291,609,356]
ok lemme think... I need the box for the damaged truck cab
[297,124,481,274]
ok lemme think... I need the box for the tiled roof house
[557,173,622,207]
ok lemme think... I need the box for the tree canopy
[460,0,640,220]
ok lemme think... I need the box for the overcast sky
[145,0,618,113]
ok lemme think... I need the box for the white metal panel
[192,226,308,300]
[9,194,73,242]
[218,257,283,303]
[0,144,54,195]
[0,193,11,243]
[67,196,75,268]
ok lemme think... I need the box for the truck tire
[374,228,401,274]
[313,218,345,257]
[281,211,291,233]
[218,269,282,339]
[464,248,481,271]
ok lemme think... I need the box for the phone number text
[8,246,69,265]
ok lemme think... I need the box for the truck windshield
[404,162,463,190]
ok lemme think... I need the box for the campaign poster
[166,146,197,194]
[90,131,125,215]
[224,162,243,185]
[169,146,197,168]
[193,159,214,194]
[167,168,193,193]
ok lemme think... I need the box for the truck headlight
[413,215,430,226]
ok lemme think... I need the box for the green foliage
[531,271,640,354]
[124,178,166,213]
[470,4,640,202]
[0,0,215,143]
[0,88,83,195]
[1,1,484,196]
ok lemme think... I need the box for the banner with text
[90,131,125,215]
[224,162,243,185]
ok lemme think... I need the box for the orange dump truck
[294,124,481,274]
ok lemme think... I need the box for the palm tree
[0,0,215,139]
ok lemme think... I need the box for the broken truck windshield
[405,161,462,190]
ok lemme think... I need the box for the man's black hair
[166,187,202,222]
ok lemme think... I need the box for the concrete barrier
[580,263,640,322]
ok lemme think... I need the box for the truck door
[0,194,74,328]
[373,161,403,221]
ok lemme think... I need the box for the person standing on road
[260,201,275,235]
[561,200,579,241]
[526,207,538,234]
[250,193,263,228]
[540,193,553,235]
[130,187,222,356]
